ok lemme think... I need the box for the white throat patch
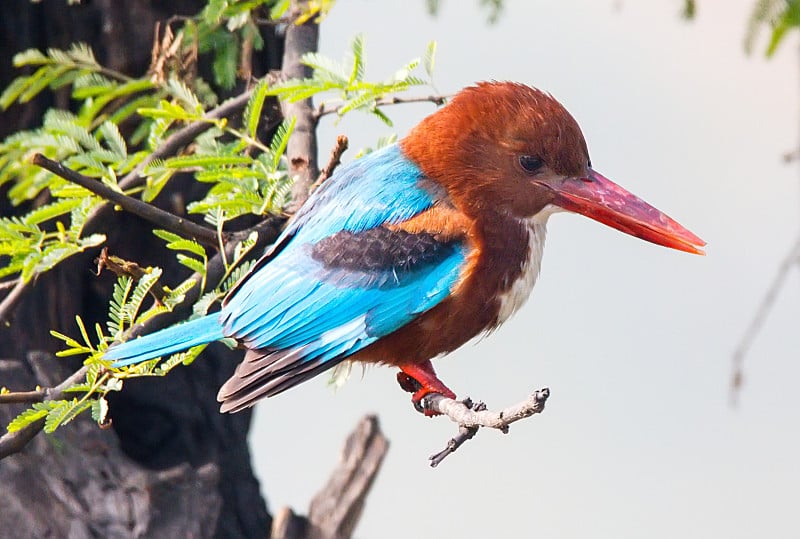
[496,204,560,324]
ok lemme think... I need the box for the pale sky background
[250,1,800,537]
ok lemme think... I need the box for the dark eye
[519,155,544,174]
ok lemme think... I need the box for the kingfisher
[106,82,705,414]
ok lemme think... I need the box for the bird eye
[519,155,544,174]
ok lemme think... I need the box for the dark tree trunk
[0,1,279,537]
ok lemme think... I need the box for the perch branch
[424,388,550,468]
[31,154,221,248]
[314,94,450,121]
[0,365,89,459]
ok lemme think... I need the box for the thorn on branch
[423,387,550,468]
[311,135,348,192]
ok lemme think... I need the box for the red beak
[552,169,706,255]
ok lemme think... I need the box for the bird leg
[396,360,456,417]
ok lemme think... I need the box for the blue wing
[217,145,467,411]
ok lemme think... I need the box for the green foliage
[267,34,437,126]
[745,0,800,56]
[1,0,443,437]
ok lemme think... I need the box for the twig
[310,135,348,192]
[730,234,800,405]
[280,0,320,213]
[314,94,450,121]
[424,388,550,468]
[32,153,220,249]
[0,365,89,459]
[0,280,19,291]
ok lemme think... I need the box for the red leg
[396,360,456,416]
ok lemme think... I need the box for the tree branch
[0,363,89,459]
[424,388,550,468]
[314,94,450,121]
[31,153,221,249]
[281,0,320,212]
[730,234,800,405]
[270,415,389,539]
[0,389,46,404]
[0,279,29,325]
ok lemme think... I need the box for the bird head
[401,81,705,255]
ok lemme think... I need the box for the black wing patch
[311,227,455,273]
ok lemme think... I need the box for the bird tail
[104,314,224,367]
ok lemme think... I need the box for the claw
[396,360,456,417]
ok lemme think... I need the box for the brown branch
[32,153,220,248]
[271,415,389,539]
[0,364,89,459]
[424,388,550,468]
[310,135,348,192]
[314,94,450,121]
[0,389,47,404]
[281,0,320,212]
[730,234,800,405]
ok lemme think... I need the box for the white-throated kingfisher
[106,82,705,414]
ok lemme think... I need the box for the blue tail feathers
[105,314,225,367]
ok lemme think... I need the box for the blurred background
[250,1,800,537]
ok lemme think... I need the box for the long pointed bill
[552,169,706,255]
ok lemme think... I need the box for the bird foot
[396,361,456,417]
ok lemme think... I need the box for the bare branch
[730,234,800,405]
[311,135,348,192]
[0,364,89,459]
[424,388,550,467]
[281,0,320,212]
[269,415,389,539]
[0,389,46,404]
[314,94,450,121]
[32,153,221,248]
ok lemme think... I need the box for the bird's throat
[494,206,557,324]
